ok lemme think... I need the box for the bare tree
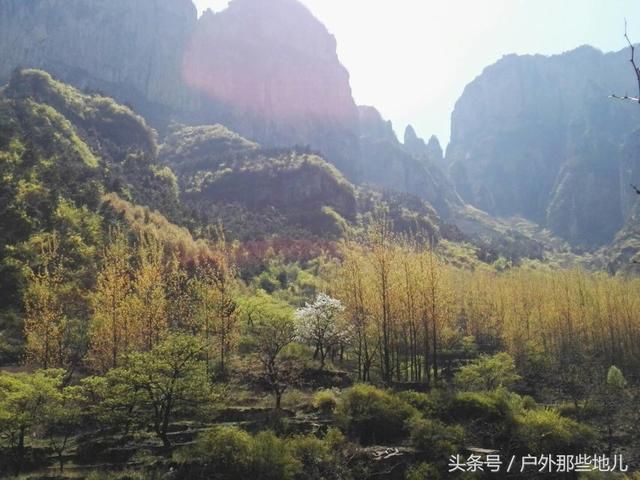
[611,20,640,103]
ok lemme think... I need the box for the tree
[602,365,629,455]
[88,229,133,371]
[23,246,67,369]
[191,252,239,378]
[338,245,378,382]
[249,298,299,409]
[23,233,86,373]
[454,352,520,391]
[80,363,146,438]
[117,334,212,448]
[42,383,83,472]
[0,370,66,475]
[129,234,168,351]
[611,20,640,103]
[295,293,348,370]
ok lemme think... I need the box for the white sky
[193,0,640,145]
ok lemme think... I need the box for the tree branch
[611,19,640,103]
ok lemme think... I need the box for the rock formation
[404,125,445,170]
[0,0,198,125]
[447,45,640,246]
[182,0,360,177]
[358,106,462,217]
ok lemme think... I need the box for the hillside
[161,125,358,239]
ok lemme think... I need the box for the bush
[406,462,442,480]
[313,389,338,413]
[323,427,347,451]
[449,391,505,422]
[454,352,520,391]
[514,408,595,455]
[398,389,452,418]
[288,435,334,479]
[176,427,301,480]
[174,426,254,477]
[446,389,529,451]
[408,416,464,461]
[337,384,417,444]
[252,431,301,480]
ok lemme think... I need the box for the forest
[1,205,639,478]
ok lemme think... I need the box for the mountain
[160,124,357,239]
[403,125,445,170]
[0,69,184,357]
[447,45,640,248]
[0,0,198,125]
[0,0,460,210]
[0,0,361,177]
[357,106,462,217]
[183,0,361,179]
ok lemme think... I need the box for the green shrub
[398,389,452,418]
[313,389,338,413]
[176,427,302,480]
[252,431,301,480]
[406,462,442,480]
[408,416,464,461]
[337,384,417,444]
[454,352,520,391]
[514,408,595,455]
[323,427,347,451]
[174,426,253,477]
[449,390,505,421]
[288,435,333,479]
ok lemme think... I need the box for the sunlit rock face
[447,46,640,247]
[183,0,361,178]
[0,0,198,124]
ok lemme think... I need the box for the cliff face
[182,0,361,178]
[0,0,363,177]
[0,0,197,124]
[447,46,640,247]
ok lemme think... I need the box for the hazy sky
[193,0,640,145]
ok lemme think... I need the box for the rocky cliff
[0,0,198,125]
[447,46,640,247]
[0,0,362,178]
[403,125,445,170]
[182,0,361,178]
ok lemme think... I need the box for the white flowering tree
[295,293,349,371]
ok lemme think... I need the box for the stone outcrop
[404,125,445,170]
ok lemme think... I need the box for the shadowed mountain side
[447,45,640,247]
[358,106,462,218]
